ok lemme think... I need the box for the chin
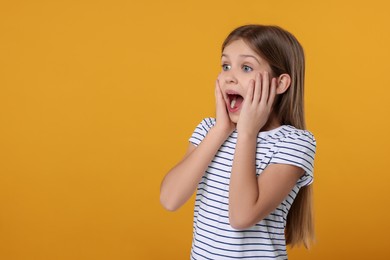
[228,114,239,124]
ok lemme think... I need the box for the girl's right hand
[214,78,235,137]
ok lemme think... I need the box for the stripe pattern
[188,118,316,260]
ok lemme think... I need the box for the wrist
[237,130,258,141]
[210,124,234,141]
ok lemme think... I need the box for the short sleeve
[189,118,216,146]
[270,131,316,187]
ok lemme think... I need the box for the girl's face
[219,39,273,124]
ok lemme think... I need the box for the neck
[261,113,281,132]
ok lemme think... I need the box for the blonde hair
[222,24,314,248]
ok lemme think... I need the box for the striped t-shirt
[188,118,316,260]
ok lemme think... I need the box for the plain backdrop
[1,0,389,259]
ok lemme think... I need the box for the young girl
[160,24,316,259]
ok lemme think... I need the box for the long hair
[222,25,314,248]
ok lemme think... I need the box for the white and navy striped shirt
[189,118,316,260]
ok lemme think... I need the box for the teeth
[230,97,236,109]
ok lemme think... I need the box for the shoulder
[277,125,316,151]
[197,117,216,132]
[189,117,216,146]
[269,126,316,186]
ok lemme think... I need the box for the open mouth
[227,93,244,111]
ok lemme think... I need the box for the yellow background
[1,0,389,259]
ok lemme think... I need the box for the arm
[160,79,234,211]
[229,71,302,229]
[160,126,230,211]
[229,133,303,229]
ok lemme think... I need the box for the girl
[160,24,316,259]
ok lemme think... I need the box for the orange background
[1,0,389,259]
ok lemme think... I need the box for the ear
[276,74,291,94]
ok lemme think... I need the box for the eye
[222,64,231,71]
[242,65,253,72]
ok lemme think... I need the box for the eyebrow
[221,54,261,65]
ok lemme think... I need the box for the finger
[268,77,277,106]
[261,71,270,105]
[215,79,222,98]
[215,79,221,105]
[217,72,221,79]
[217,80,230,110]
[219,81,229,105]
[215,80,223,106]
[245,79,255,103]
[253,72,262,102]
[216,81,222,101]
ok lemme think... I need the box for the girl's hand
[214,78,235,136]
[237,71,277,138]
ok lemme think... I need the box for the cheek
[240,76,256,91]
[217,73,229,86]
[218,73,226,82]
[242,78,252,87]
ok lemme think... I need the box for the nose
[223,69,238,84]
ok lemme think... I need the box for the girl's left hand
[236,71,277,138]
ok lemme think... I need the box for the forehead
[222,39,260,58]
